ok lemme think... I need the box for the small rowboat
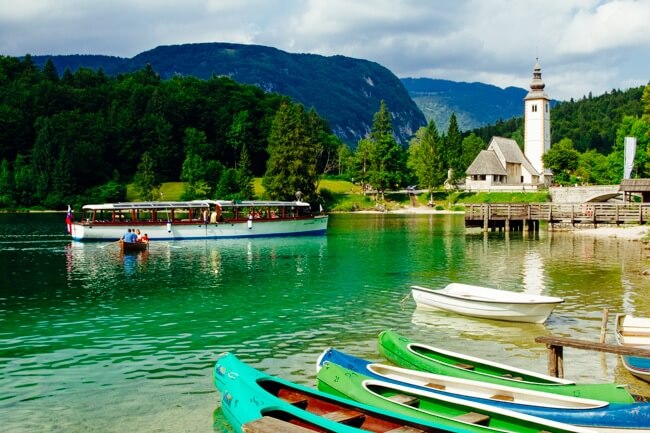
[378,330,636,403]
[214,352,472,433]
[317,360,596,433]
[318,348,650,432]
[411,283,564,324]
[615,314,650,382]
[119,240,148,253]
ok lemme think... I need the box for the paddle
[100,240,122,249]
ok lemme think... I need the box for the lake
[1,212,649,432]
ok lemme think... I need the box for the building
[465,60,552,191]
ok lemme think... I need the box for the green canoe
[378,330,635,403]
[317,361,596,433]
[215,352,476,433]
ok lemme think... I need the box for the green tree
[446,113,463,183]
[543,138,580,185]
[263,102,319,201]
[226,110,253,168]
[576,150,610,185]
[133,152,160,201]
[367,101,405,200]
[0,159,14,207]
[460,133,485,171]
[352,138,374,191]
[408,120,446,194]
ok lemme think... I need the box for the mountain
[31,43,426,146]
[401,77,530,131]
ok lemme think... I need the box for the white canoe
[411,283,564,324]
[615,313,650,382]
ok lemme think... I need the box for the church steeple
[523,59,552,184]
[526,59,549,99]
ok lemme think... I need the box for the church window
[545,103,549,112]
[532,104,538,112]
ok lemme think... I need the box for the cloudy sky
[1,0,648,100]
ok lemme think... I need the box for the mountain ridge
[30,42,426,146]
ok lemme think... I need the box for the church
[464,60,552,190]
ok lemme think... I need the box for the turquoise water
[1,212,649,432]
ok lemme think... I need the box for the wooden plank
[242,416,315,433]
[535,335,650,357]
[455,411,490,425]
[322,408,365,424]
[278,390,309,407]
[386,427,426,433]
[490,394,515,402]
[388,393,420,406]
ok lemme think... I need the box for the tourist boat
[316,360,597,433]
[411,283,564,323]
[213,352,473,433]
[119,239,148,253]
[615,314,650,382]
[378,330,636,403]
[70,200,328,241]
[318,348,650,432]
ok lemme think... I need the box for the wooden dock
[535,335,650,378]
[465,203,650,232]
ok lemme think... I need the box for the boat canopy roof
[82,200,311,211]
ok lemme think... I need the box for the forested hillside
[31,43,426,146]
[401,78,530,131]
[0,56,339,209]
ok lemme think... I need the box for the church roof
[488,136,540,176]
[619,179,650,192]
[525,59,550,100]
[466,150,507,175]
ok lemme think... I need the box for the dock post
[547,344,564,378]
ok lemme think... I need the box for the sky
[1,0,649,101]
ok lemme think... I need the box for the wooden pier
[465,203,650,232]
[535,335,650,378]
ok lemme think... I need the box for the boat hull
[616,314,650,383]
[214,352,472,433]
[317,361,596,433]
[319,348,650,432]
[412,284,563,324]
[72,215,328,241]
[378,330,636,403]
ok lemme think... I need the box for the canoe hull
[214,352,473,433]
[319,348,650,431]
[412,284,563,324]
[378,330,636,403]
[317,361,595,433]
[615,314,650,383]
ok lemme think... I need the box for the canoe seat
[322,408,366,425]
[455,412,491,425]
[454,362,475,370]
[386,427,426,433]
[424,382,446,390]
[387,393,420,406]
[242,416,314,433]
[490,394,515,402]
[501,373,524,381]
[278,390,309,408]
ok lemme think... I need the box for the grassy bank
[122,180,551,212]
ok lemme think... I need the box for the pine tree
[367,101,405,201]
[263,102,319,201]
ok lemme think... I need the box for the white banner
[624,136,637,179]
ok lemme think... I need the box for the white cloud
[0,0,647,100]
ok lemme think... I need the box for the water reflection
[411,308,550,348]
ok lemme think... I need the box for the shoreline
[357,205,650,241]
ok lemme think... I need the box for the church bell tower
[524,60,551,184]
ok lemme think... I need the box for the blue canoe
[318,348,650,432]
